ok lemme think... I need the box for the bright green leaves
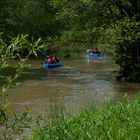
[0,34,44,125]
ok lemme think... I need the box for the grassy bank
[26,95,140,140]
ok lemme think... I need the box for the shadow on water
[5,55,140,117]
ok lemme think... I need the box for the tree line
[0,0,140,81]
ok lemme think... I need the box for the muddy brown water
[7,54,140,116]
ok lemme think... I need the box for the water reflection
[7,56,140,116]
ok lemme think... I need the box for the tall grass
[26,95,140,140]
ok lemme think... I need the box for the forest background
[1,0,140,80]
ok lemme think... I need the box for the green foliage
[94,10,140,81]
[2,109,32,139]
[27,95,140,140]
[99,18,140,81]
[0,0,62,38]
[0,34,44,139]
[115,20,140,81]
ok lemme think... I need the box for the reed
[27,95,140,140]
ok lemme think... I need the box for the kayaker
[47,56,53,63]
[52,55,59,63]
[95,48,100,55]
[91,48,97,54]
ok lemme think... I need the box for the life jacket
[48,58,53,63]
[92,49,96,54]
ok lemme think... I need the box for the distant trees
[0,0,140,80]
[0,0,63,38]
[59,0,140,81]
[112,0,140,81]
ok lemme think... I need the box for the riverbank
[26,94,140,140]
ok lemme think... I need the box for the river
[7,54,140,116]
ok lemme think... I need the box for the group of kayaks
[42,49,101,70]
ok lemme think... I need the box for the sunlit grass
[26,95,140,140]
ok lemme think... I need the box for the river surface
[7,54,140,116]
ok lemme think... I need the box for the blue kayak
[43,61,63,70]
[89,53,100,58]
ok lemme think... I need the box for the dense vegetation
[0,35,43,139]
[1,0,140,80]
[27,95,140,140]
[1,0,140,139]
